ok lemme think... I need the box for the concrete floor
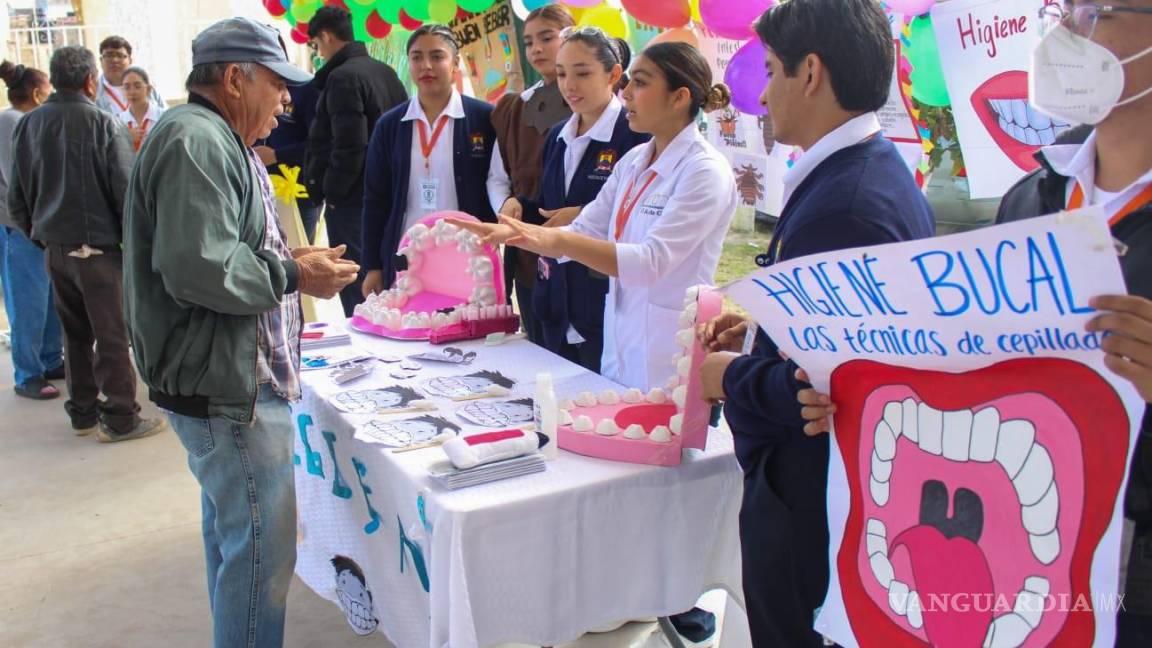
[0,301,721,648]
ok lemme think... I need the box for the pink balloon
[648,27,699,49]
[724,38,768,116]
[699,0,772,41]
[561,0,601,7]
[885,0,935,15]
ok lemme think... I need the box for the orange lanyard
[1068,182,1152,227]
[103,81,127,112]
[613,171,659,240]
[416,116,450,172]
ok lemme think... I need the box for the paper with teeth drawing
[725,209,1143,647]
[930,0,1073,199]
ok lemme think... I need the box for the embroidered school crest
[470,133,486,155]
[595,149,616,174]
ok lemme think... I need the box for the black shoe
[43,365,66,380]
[96,417,167,443]
[14,377,60,400]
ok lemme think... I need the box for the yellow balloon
[690,0,702,23]
[578,6,630,40]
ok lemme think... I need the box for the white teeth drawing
[869,401,1061,566]
[987,98,1072,147]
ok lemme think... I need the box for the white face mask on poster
[1030,24,1152,126]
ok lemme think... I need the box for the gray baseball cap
[192,17,312,86]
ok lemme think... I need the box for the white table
[292,326,746,648]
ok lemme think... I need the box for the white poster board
[725,210,1141,647]
[931,0,1073,199]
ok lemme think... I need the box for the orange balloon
[648,27,699,49]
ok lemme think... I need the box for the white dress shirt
[782,112,882,208]
[403,89,465,231]
[558,97,623,191]
[1039,130,1152,220]
[117,103,165,133]
[485,82,544,214]
[566,121,738,390]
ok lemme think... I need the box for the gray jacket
[0,108,24,229]
[7,91,135,246]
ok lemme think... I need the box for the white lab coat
[566,122,737,390]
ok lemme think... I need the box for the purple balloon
[885,0,935,16]
[700,0,772,41]
[725,38,768,116]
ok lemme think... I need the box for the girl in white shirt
[455,42,738,390]
[117,67,164,151]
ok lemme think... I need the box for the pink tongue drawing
[892,525,995,648]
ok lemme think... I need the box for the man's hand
[795,367,835,436]
[291,246,325,259]
[699,312,751,353]
[362,270,386,297]
[253,145,277,166]
[700,351,739,405]
[500,197,524,221]
[539,206,581,228]
[295,245,359,299]
[1087,294,1152,402]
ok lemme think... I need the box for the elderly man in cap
[122,18,358,646]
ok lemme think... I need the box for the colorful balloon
[264,0,288,18]
[906,15,950,107]
[428,0,456,23]
[621,0,690,29]
[724,38,768,116]
[699,0,772,41]
[402,0,430,21]
[365,9,394,38]
[398,8,424,30]
[647,26,699,49]
[348,0,376,5]
[376,0,403,23]
[291,1,320,24]
[561,0,600,7]
[577,5,630,40]
[457,0,496,12]
[291,23,311,43]
[886,0,935,16]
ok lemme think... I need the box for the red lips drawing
[831,359,1129,647]
[970,71,1073,172]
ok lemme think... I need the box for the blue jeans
[166,384,297,648]
[0,226,62,386]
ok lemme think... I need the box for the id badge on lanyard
[419,177,440,212]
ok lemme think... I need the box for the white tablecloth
[293,325,745,648]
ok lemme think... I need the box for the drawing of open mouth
[971,71,1072,172]
[832,359,1129,647]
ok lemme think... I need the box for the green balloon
[907,16,951,108]
[291,1,318,24]
[457,0,495,11]
[428,0,456,23]
[402,0,431,22]
[350,5,373,42]
[377,0,403,23]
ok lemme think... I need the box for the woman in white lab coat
[454,42,737,390]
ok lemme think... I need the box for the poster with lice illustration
[931,0,1072,199]
[725,208,1144,647]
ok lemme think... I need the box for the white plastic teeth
[650,426,672,443]
[623,424,646,440]
[560,399,576,411]
[558,409,574,426]
[394,276,422,296]
[622,388,645,404]
[683,285,701,304]
[672,385,687,408]
[676,356,692,377]
[677,303,698,328]
[470,286,498,307]
[647,388,667,404]
[982,577,1051,648]
[595,419,620,436]
[599,390,621,405]
[871,400,1061,567]
[456,229,482,254]
[675,328,695,349]
[409,224,432,251]
[669,413,683,435]
[468,256,494,280]
[573,415,594,432]
[431,312,450,328]
[666,376,681,391]
[486,385,511,397]
[430,219,460,245]
[576,391,598,407]
[402,312,421,329]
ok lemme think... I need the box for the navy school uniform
[533,109,650,372]
[361,95,497,287]
[722,135,935,647]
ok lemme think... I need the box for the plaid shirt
[247,148,302,401]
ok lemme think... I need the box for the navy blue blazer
[533,111,649,358]
[362,95,497,285]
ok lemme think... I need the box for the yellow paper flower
[270,164,309,202]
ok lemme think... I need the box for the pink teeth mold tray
[350,212,514,342]
[556,286,723,466]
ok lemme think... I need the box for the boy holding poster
[1000,1,1152,643]
[696,0,935,645]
